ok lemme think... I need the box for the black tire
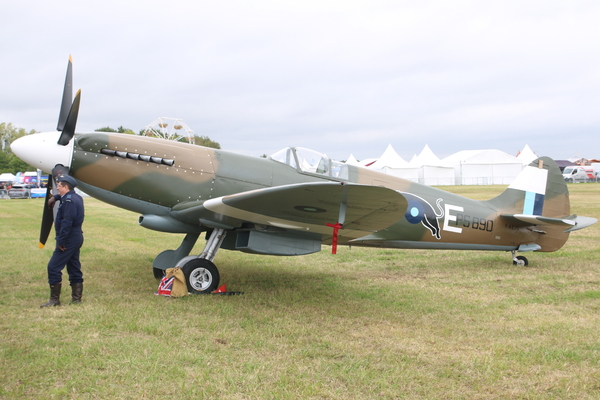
[512,255,529,266]
[153,267,165,279]
[181,258,220,294]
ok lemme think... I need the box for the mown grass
[1,184,599,399]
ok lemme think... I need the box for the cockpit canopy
[270,147,348,180]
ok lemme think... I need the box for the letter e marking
[443,204,464,234]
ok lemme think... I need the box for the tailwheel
[512,255,529,267]
[181,258,220,294]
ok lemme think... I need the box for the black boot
[70,282,83,304]
[40,283,61,308]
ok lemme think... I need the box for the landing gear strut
[152,232,200,278]
[511,251,529,266]
[175,228,227,294]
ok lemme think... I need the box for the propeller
[57,55,73,132]
[39,54,80,247]
[57,89,81,145]
[56,55,80,146]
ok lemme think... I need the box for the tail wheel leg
[511,251,529,266]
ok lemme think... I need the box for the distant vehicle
[8,184,33,199]
[31,188,47,198]
[562,166,598,183]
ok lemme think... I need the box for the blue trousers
[47,233,84,285]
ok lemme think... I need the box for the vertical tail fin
[488,156,570,218]
[487,157,572,252]
[487,157,596,252]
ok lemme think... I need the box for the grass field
[1,184,599,399]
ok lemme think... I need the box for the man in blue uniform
[40,175,85,307]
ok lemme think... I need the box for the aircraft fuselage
[68,132,556,253]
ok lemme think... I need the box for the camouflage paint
[67,133,575,254]
[72,133,216,208]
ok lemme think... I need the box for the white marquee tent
[364,144,455,185]
[443,149,523,185]
[345,153,360,166]
[517,144,538,165]
[0,172,16,182]
[368,144,408,169]
[367,144,419,182]
[343,145,538,186]
[410,145,455,186]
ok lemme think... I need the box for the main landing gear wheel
[152,228,227,294]
[513,255,529,267]
[182,258,220,294]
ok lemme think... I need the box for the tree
[95,126,118,133]
[194,135,221,149]
[0,122,36,173]
[98,127,220,148]
[96,126,136,135]
[1,122,36,154]
[8,153,32,174]
[2,120,221,173]
[0,151,10,171]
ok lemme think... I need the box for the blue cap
[57,175,78,188]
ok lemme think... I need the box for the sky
[1,0,599,162]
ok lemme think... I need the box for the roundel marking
[405,200,425,224]
[294,205,327,213]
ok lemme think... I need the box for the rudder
[487,157,573,252]
[488,157,570,218]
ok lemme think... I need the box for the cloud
[1,0,599,162]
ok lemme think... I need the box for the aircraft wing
[500,214,598,232]
[200,182,408,235]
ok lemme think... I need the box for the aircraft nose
[10,132,74,173]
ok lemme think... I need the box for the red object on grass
[213,284,227,294]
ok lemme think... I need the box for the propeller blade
[39,177,56,249]
[57,89,81,146]
[57,55,73,132]
[39,164,70,248]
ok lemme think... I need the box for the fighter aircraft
[11,57,597,294]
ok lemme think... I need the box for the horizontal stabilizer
[564,215,598,232]
[501,214,597,232]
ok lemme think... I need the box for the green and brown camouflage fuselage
[69,132,577,256]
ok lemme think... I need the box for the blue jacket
[55,191,85,247]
